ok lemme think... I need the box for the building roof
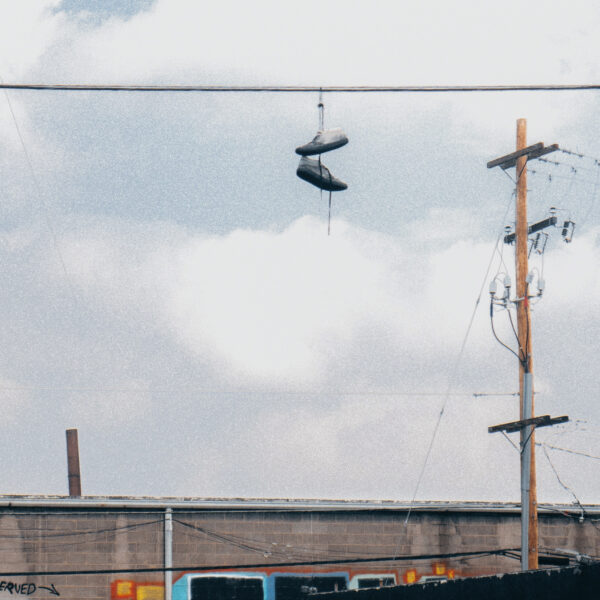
[0,494,598,515]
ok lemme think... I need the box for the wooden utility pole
[487,122,565,571]
[515,118,537,570]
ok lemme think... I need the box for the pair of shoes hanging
[295,127,349,191]
[295,97,348,235]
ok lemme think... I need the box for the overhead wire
[578,158,600,230]
[0,384,521,397]
[529,170,599,186]
[0,548,521,578]
[559,147,600,163]
[174,519,394,561]
[0,520,163,553]
[396,190,516,547]
[2,83,600,93]
[539,442,600,461]
[489,186,529,367]
[490,308,523,364]
[541,444,587,522]
[0,518,162,539]
[1,77,80,308]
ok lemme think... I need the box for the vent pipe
[66,429,82,497]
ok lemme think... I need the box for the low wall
[0,497,598,600]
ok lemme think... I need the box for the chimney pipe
[66,429,82,497]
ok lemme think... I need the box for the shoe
[296,156,347,191]
[295,127,349,156]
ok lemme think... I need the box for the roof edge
[0,495,598,514]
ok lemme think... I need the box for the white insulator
[526,271,534,284]
[504,274,512,288]
[489,280,497,295]
[538,278,545,292]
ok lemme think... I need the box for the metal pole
[521,372,533,571]
[515,118,538,570]
[165,508,172,600]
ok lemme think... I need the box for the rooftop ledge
[0,495,598,515]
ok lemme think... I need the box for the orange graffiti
[111,581,164,600]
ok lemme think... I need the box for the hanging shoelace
[317,91,333,236]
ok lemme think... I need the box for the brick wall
[0,500,598,600]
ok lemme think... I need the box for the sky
[0,0,600,505]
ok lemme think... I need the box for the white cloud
[50,216,598,389]
[1,0,600,501]
[51,216,498,386]
[0,0,65,80]
[62,0,597,88]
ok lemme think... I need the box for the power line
[172,519,398,561]
[538,442,600,461]
[0,384,520,397]
[542,444,587,522]
[400,193,515,536]
[1,83,600,93]
[1,83,79,305]
[0,548,520,578]
[0,518,161,539]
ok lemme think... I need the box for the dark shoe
[296,157,347,191]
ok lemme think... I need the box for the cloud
[1,0,599,502]
[44,0,598,87]
[0,1,65,80]
[50,215,498,387]
[49,215,599,390]
[0,211,598,500]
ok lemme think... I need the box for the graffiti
[0,583,59,597]
[111,581,163,600]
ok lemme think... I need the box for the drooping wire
[578,158,600,230]
[0,520,163,553]
[541,444,587,521]
[0,518,162,539]
[0,548,523,579]
[395,193,515,551]
[506,305,524,361]
[490,303,523,365]
[529,169,599,186]
[1,78,80,307]
[538,442,600,461]
[559,147,599,162]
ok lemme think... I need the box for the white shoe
[295,127,349,156]
[296,157,347,191]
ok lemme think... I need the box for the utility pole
[487,120,567,571]
[515,118,537,570]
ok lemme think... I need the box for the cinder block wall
[0,501,598,600]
